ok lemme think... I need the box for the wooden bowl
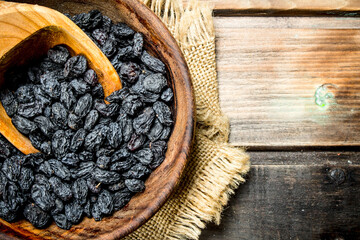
[0,0,195,239]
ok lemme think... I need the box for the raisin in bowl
[0,0,194,239]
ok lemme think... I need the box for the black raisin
[23,203,50,228]
[74,93,93,118]
[92,168,121,184]
[125,179,145,193]
[64,55,87,77]
[49,176,73,202]
[12,115,37,135]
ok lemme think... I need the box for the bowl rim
[0,0,195,239]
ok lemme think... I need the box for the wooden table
[197,1,360,239]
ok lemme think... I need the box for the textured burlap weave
[125,0,250,239]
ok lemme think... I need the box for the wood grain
[0,0,194,239]
[183,0,360,15]
[200,151,360,240]
[214,17,360,147]
[0,1,121,154]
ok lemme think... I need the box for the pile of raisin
[0,10,174,230]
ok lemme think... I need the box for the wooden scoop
[0,1,122,154]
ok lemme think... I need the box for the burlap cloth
[125,0,250,239]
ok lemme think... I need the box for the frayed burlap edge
[124,0,250,239]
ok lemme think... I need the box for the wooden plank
[183,0,360,15]
[199,151,360,240]
[214,17,360,147]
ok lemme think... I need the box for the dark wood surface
[200,151,360,240]
[198,2,360,239]
[0,0,194,239]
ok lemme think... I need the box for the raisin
[0,89,18,117]
[40,74,61,99]
[87,178,102,194]
[0,172,8,198]
[70,128,87,152]
[51,198,64,215]
[96,156,111,169]
[91,201,102,221]
[3,182,23,212]
[101,39,117,58]
[74,93,93,118]
[149,141,167,169]
[53,214,72,230]
[107,122,122,148]
[119,62,140,83]
[39,161,54,177]
[72,178,88,205]
[1,156,22,181]
[147,119,164,142]
[60,82,77,110]
[101,15,112,32]
[161,88,173,102]
[0,201,17,222]
[84,128,105,152]
[122,94,143,116]
[64,55,87,77]
[70,79,91,95]
[84,69,98,86]
[83,200,91,218]
[110,157,135,173]
[92,168,121,184]
[48,45,70,64]
[49,176,73,202]
[134,148,153,165]
[133,107,155,134]
[92,28,108,46]
[105,88,130,103]
[92,83,104,98]
[72,161,94,179]
[141,51,166,73]
[34,174,51,190]
[96,190,113,215]
[23,203,50,228]
[122,163,150,179]
[31,184,55,211]
[15,85,34,103]
[113,191,131,211]
[110,148,130,162]
[65,200,83,224]
[127,133,146,151]
[48,159,71,181]
[89,10,103,29]
[84,110,99,131]
[133,33,143,57]
[153,101,173,126]
[125,179,145,193]
[51,102,68,129]
[108,181,125,192]
[12,115,37,135]
[112,22,135,37]
[34,88,52,108]
[19,167,35,192]
[68,113,83,130]
[143,73,167,93]
[52,130,70,159]
[61,153,80,167]
[94,100,119,117]
[78,151,94,162]
[34,116,57,137]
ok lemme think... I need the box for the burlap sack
[125,0,250,239]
